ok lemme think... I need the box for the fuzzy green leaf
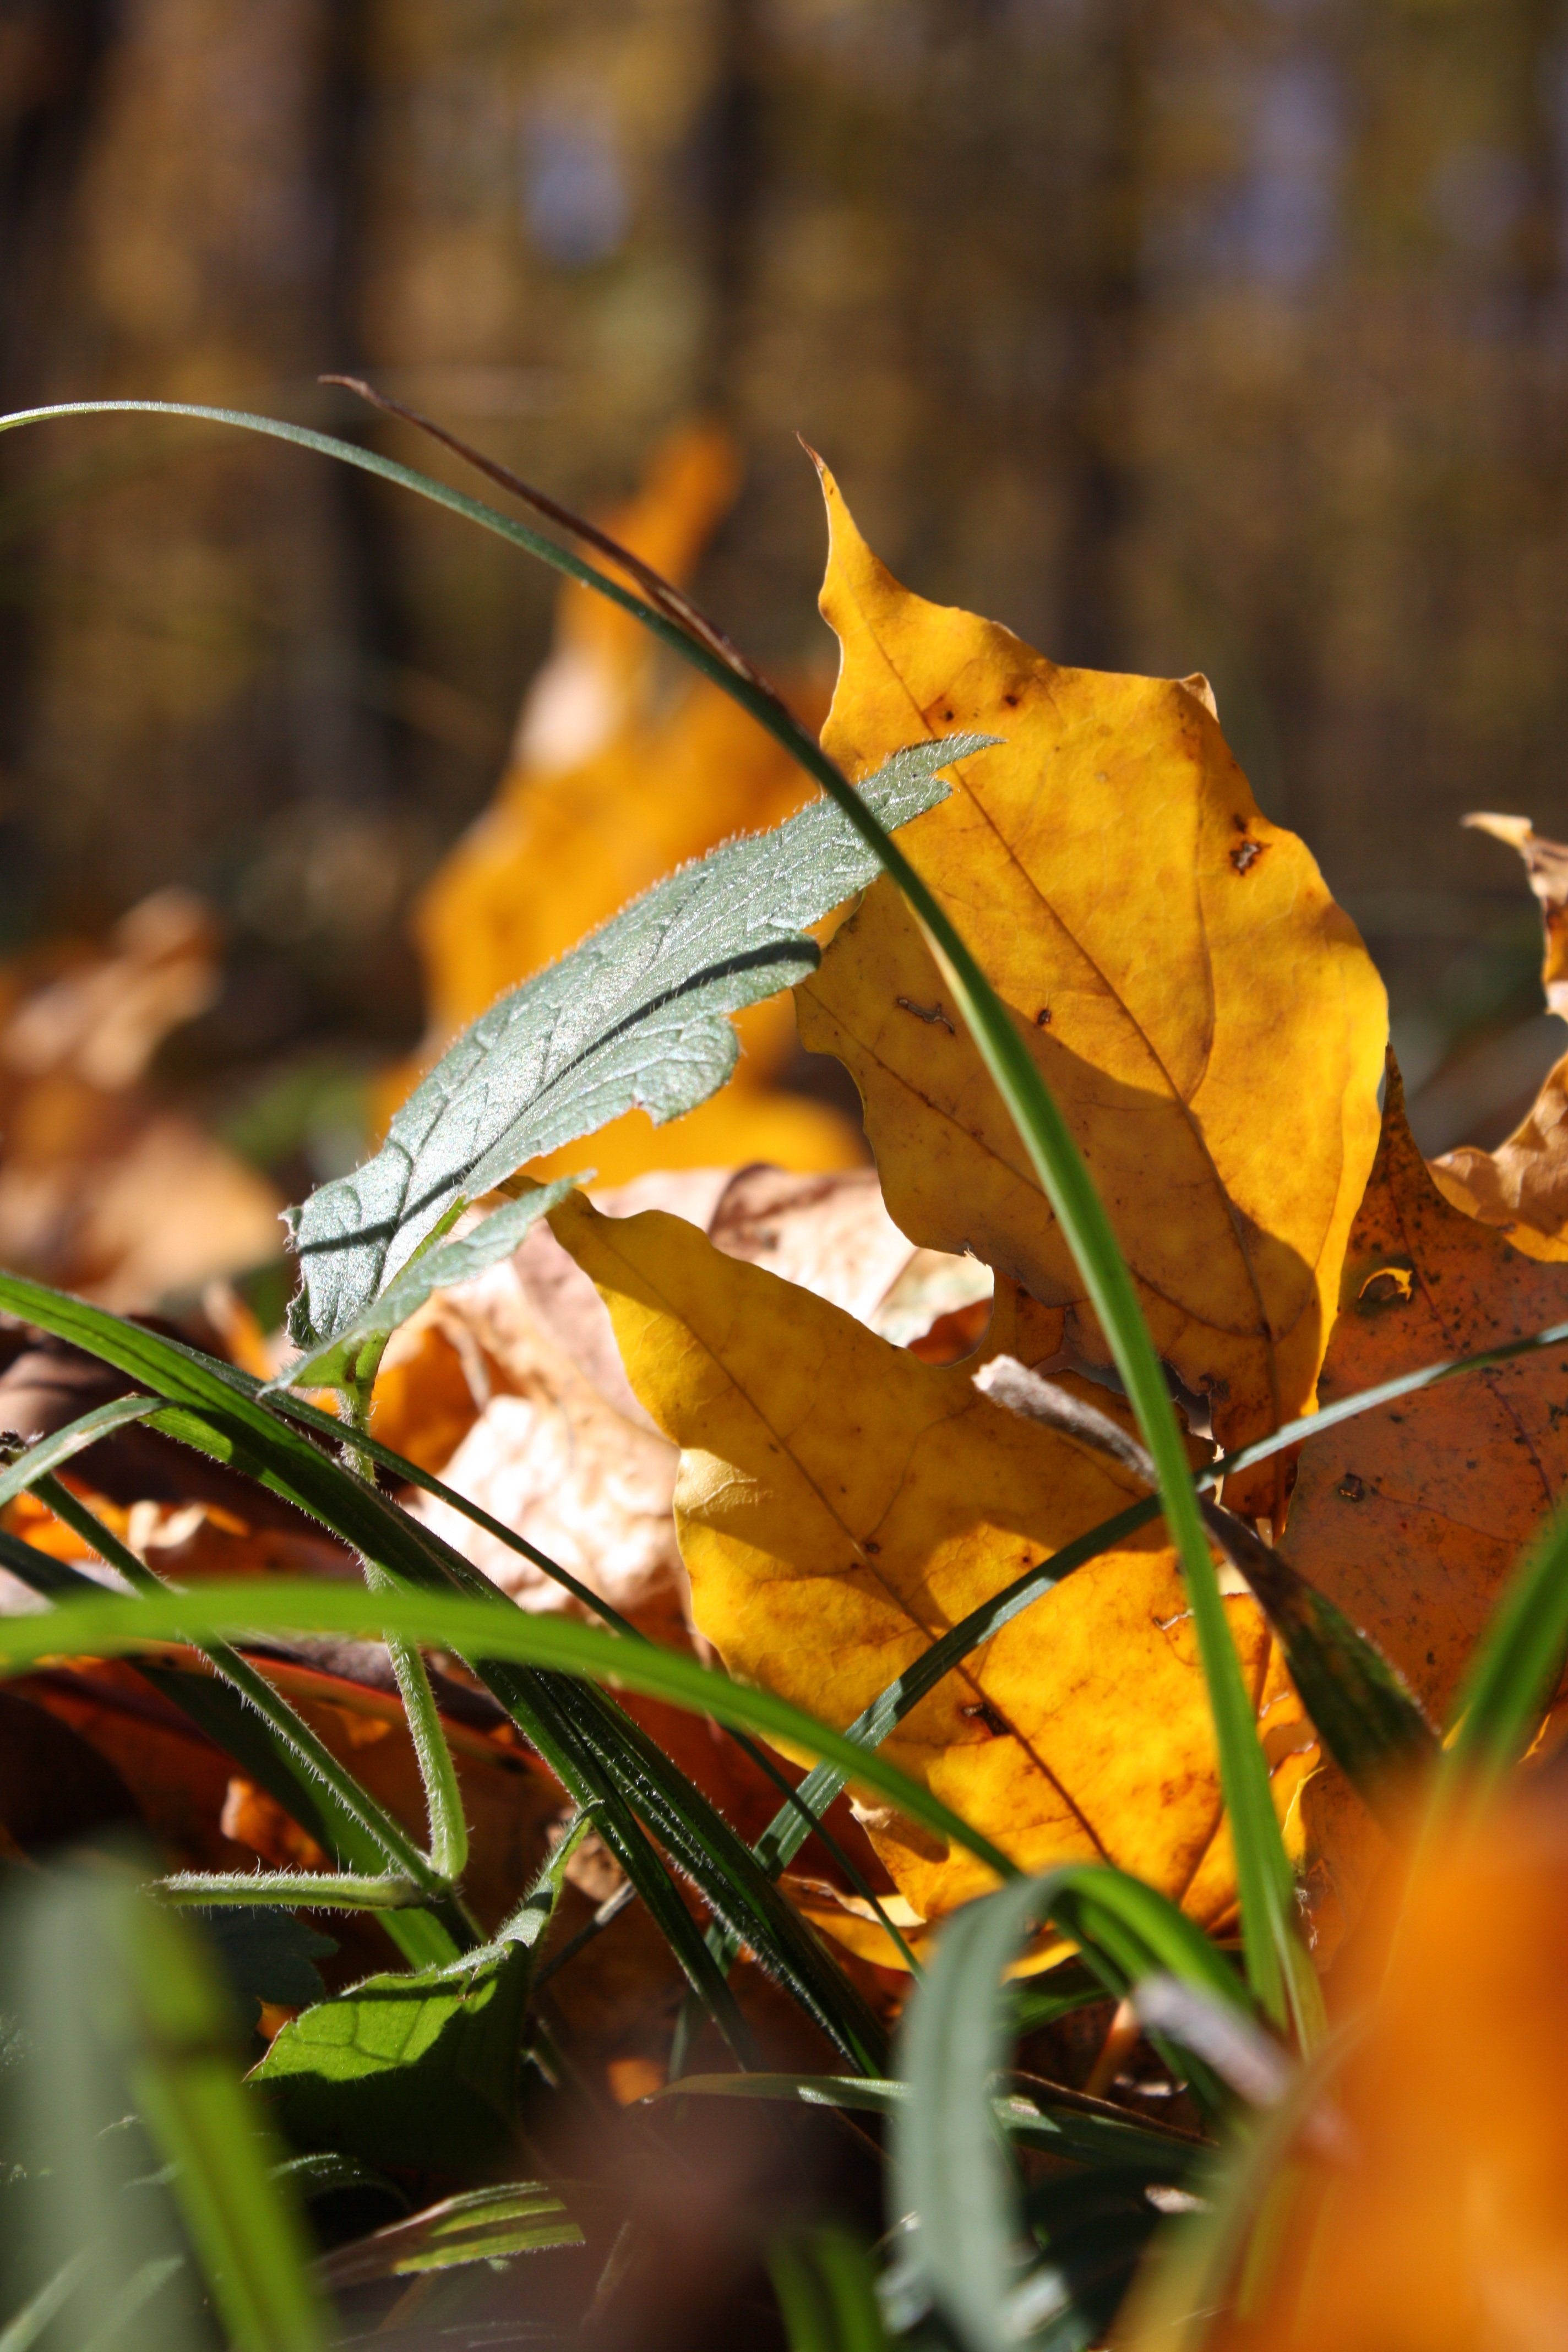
[253,1827,581,2176]
[273,1179,580,1393]
[285,739,987,1349]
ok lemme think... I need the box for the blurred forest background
[3,0,1568,1221]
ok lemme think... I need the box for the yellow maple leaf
[793,465,1387,1501]
[549,1189,1315,1956]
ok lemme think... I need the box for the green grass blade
[769,2226,890,2352]
[8,1867,326,2352]
[0,1580,1017,1884]
[122,1894,328,2351]
[0,1394,157,1506]
[894,1865,1238,2352]
[651,2072,1197,2173]
[318,2183,584,2291]
[0,1272,886,2067]
[1441,1502,1568,1795]
[0,2256,89,2352]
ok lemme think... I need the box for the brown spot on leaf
[1231,839,1263,875]
[960,1700,1009,1736]
[1359,1265,1414,1307]
[1338,1472,1366,1502]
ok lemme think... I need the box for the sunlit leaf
[794,469,1386,1508]
[270,1179,579,1394]
[253,1823,581,2174]
[547,1189,1314,1951]
[286,737,983,1351]
[1281,1065,1568,1944]
[1284,1066,1568,1728]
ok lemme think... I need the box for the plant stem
[35,1474,447,1905]
[161,1872,421,1909]
[339,1406,471,1888]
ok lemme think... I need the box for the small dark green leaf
[317,2182,584,2291]
[189,1908,336,2018]
[253,1823,581,2175]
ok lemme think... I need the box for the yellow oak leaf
[549,1188,1315,1950]
[793,467,1387,1499]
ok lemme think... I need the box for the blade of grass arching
[0,1581,1020,1888]
[894,1865,1248,2352]
[0,1393,157,1505]
[1440,1501,1568,1800]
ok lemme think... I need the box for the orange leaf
[1280,1065,1568,1948]
[1197,1784,1568,2350]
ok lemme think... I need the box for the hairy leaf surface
[794,471,1387,1501]
[273,1179,578,1393]
[286,739,981,1349]
[253,1829,579,2174]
